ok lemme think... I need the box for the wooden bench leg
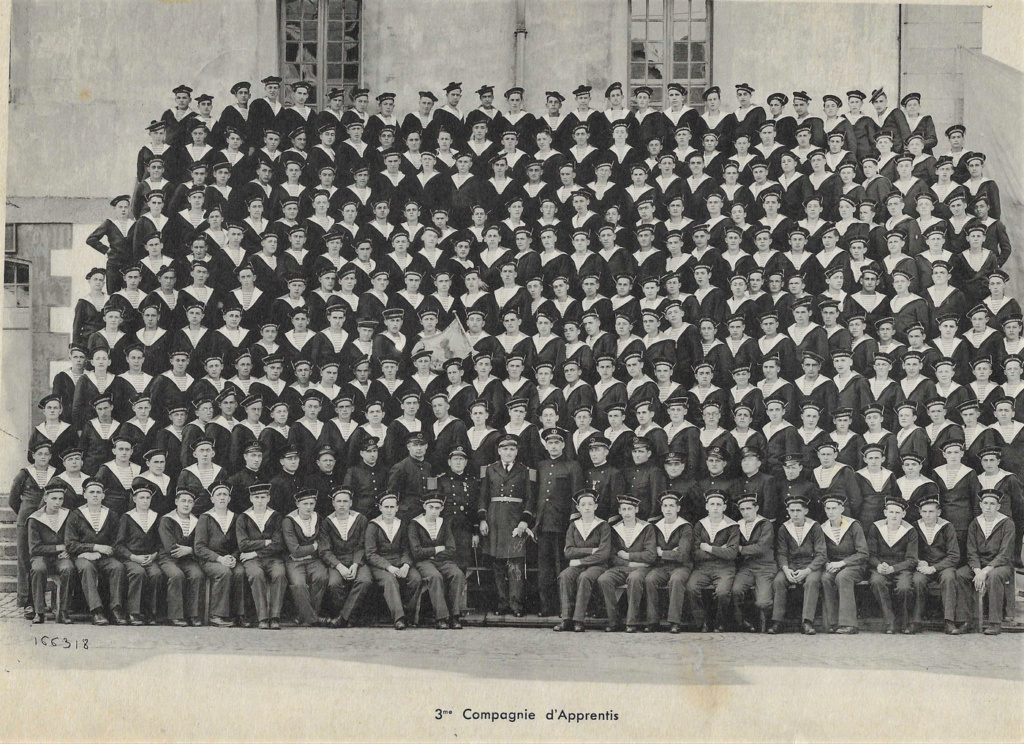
[977,587,986,634]
[203,581,212,625]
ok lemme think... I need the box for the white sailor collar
[874,519,912,547]
[127,508,160,532]
[288,509,319,535]
[413,514,443,532]
[29,507,70,530]
[783,518,817,546]
[372,515,402,535]
[78,505,111,530]
[244,507,276,532]
[916,517,949,545]
[699,515,737,534]
[823,517,855,545]
[575,516,604,540]
[613,519,649,548]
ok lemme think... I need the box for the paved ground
[0,616,1021,742]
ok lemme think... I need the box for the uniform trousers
[536,531,565,615]
[558,565,603,622]
[598,566,650,626]
[15,500,41,607]
[74,555,125,612]
[492,558,525,613]
[159,556,205,620]
[201,560,247,619]
[325,564,374,621]
[416,559,467,619]
[369,565,423,622]
[123,559,164,617]
[29,556,74,615]
[644,565,691,625]
[772,569,822,623]
[285,558,329,624]
[955,564,1015,625]
[868,569,914,626]
[452,528,474,574]
[686,565,736,626]
[731,565,775,623]
[243,556,286,621]
[821,566,866,629]
[911,567,964,623]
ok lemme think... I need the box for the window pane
[345,43,359,62]
[648,63,664,80]
[328,0,346,19]
[284,21,301,42]
[16,286,29,307]
[344,21,360,40]
[327,63,344,78]
[327,43,343,62]
[305,0,319,20]
[631,20,646,41]
[649,87,664,105]
[673,20,689,41]
[328,21,345,38]
[646,41,663,63]
[648,21,663,42]
[285,42,300,63]
[17,264,28,283]
[303,21,318,40]
[631,41,646,60]
[343,65,358,82]
[691,0,707,20]
[3,285,15,308]
[630,63,647,81]
[689,87,703,102]
[648,0,663,17]
[690,63,706,80]
[672,63,687,79]
[673,42,688,61]
[691,42,705,61]
[630,0,646,19]
[345,0,359,18]
[4,262,14,284]
[691,21,706,42]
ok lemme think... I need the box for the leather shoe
[128,614,145,627]
[572,621,586,633]
[209,616,233,629]
[944,621,962,636]
[23,607,34,620]
[111,607,128,626]
[553,620,571,632]
[642,624,654,633]
[436,619,449,630]
[92,611,110,626]
[739,620,757,633]
[187,616,202,627]
[604,623,620,632]
[700,622,711,633]
[170,619,188,628]
[32,613,44,624]
[669,624,682,634]
[513,610,525,618]
[449,616,463,630]
[713,624,727,633]
[801,620,816,636]
[625,625,639,634]
[901,623,919,635]
[57,611,72,625]
[767,621,783,635]
[330,615,349,629]
[394,618,408,630]
[835,626,859,635]
[983,625,1001,635]
[884,623,895,634]
[269,618,281,630]
[258,620,270,630]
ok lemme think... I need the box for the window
[4,259,30,310]
[281,0,361,108]
[629,0,710,110]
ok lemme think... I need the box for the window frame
[279,0,363,109]
[4,257,31,310]
[628,0,713,111]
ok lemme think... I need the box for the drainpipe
[514,0,527,85]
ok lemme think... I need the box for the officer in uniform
[431,445,479,576]
[771,493,826,634]
[386,431,433,522]
[554,488,611,632]
[597,494,657,632]
[643,490,694,633]
[730,492,777,633]
[686,488,740,632]
[478,433,536,616]
[583,434,626,521]
[533,428,584,617]
[622,435,668,520]
[342,436,387,518]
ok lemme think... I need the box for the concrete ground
[0,615,1021,742]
